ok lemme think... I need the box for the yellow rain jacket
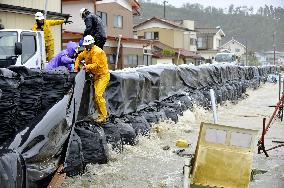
[75,45,110,120]
[32,20,64,61]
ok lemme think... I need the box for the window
[190,38,196,45]
[96,11,107,26]
[0,31,17,58]
[108,54,115,64]
[113,15,123,28]
[217,39,221,47]
[205,128,227,144]
[197,37,204,48]
[124,55,138,67]
[235,48,240,53]
[230,132,252,148]
[143,54,152,66]
[144,32,159,40]
[21,34,36,64]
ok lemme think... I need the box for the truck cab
[0,29,45,69]
[213,52,238,64]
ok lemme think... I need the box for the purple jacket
[45,41,77,71]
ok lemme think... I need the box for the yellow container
[190,122,258,188]
[176,139,189,148]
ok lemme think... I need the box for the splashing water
[62,83,284,188]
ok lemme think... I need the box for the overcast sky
[149,0,284,9]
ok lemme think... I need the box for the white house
[221,38,246,57]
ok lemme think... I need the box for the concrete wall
[62,1,93,33]
[152,58,173,64]
[174,30,183,49]
[1,0,60,11]
[1,0,63,55]
[97,2,134,38]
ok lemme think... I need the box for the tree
[228,4,234,14]
[257,7,264,16]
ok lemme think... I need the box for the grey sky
[149,0,284,9]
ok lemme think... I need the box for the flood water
[62,83,284,188]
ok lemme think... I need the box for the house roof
[221,38,246,49]
[151,40,201,59]
[196,27,225,37]
[177,49,202,59]
[63,31,152,44]
[134,17,194,31]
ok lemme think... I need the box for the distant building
[196,27,225,63]
[221,37,246,57]
[133,17,201,65]
[264,51,282,65]
[0,0,68,55]
[254,52,268,65]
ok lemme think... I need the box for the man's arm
[46,20,64,26]
[61,55,74,65]
[32,23,38,31]
[74,51,85,72]
[83,16,93,37]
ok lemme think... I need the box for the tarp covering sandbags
[0,67,87,187]
[106,64,186,116]
[106,64,279,117]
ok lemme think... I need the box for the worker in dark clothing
[79,8,107,49]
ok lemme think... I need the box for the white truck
[213,52,238,64]
[0,29,46,69]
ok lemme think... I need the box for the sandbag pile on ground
[0,69,19,145]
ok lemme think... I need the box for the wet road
[62,83,284,188]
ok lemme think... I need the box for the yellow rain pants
[93,74,110,119]
[32,19,64,61]
[75,45,110,120]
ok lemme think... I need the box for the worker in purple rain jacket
[45,41,77,71]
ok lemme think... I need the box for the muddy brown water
[62,83,284,188]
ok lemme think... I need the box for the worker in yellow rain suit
[32,12,71,61]
[75,35,110,123]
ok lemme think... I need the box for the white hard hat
[83,35,95,46]
[80,8,87,19]
[35,12,44,20]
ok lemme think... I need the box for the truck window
[0,31,17,59]
[21,34,36,64]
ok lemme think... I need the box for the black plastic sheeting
[0,64,279,187]
[0,67,85,187]
[106,64,279,116]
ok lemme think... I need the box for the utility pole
[245,40,247,66]
[273,31,276,65]
[163,1,168,18]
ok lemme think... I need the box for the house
[196,27,225,63]
[133,17,201,65]
[264,51,282,65]
[254,52,269,65]
[134,17,197,52]
[221,37,246,57]
[62,0,152,70]
[0,0,68,55]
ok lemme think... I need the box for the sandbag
[75,122,109,164]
